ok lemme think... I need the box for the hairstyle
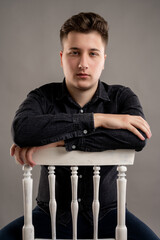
[60,12,109,47]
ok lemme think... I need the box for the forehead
[62,31,105,51]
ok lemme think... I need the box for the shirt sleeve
[11,89,94,147]
[65,87,147,152]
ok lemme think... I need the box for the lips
[76,73,90,78]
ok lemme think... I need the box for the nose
[78,54,88,70]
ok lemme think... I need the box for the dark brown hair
[60,12,109,47]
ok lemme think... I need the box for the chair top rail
[35,239,115,240]
[33,147,135,166]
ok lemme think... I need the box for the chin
[72,77,97,91]
[76,84,94,91]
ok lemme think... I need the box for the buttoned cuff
[65,113,95,151]
[72,113,95,135]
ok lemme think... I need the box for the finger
[57,140,65,147]
[14,146,24,165]
[130,117,152,139]
[26,147,37,167]
[137,117,151,135]
[127,125,145,141]
[141,119,152,138]
[20,148,29,164]
[10,144,17,156]
[132,122,149,138]
[139,124,152,139]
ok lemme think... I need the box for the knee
[0,227,22,240]
[0,219,23,240]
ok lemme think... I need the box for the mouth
[76,73,90,78]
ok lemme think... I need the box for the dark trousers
[0,206,159,240]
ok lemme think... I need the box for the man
[0,12,159,240]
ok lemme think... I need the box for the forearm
[64,113,150,152]
[12,113,94,147]
[81,128,147,152]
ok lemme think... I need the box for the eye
[90,52,99,57]
[69,51,80,56]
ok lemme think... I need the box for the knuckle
[138,116,143,121]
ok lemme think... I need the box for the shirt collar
[56,79,110,102]
[56,79,70,100]
[93,80,110,102]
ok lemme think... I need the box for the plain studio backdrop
[0,0,160,237]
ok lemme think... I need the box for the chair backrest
[22,148,135,240]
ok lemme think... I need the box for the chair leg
[116,166,127,240]
[22,164,34,240]
[48,166,57,240]
[92,166,100,240]
[71,166,78,240]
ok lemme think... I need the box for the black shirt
[12,79,146,225]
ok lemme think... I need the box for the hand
[94,114,152,141]
[10,140,65,167]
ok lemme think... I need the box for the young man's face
[60,31,106,93]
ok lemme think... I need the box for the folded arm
[12,89,95,148]
[11,85,151,166]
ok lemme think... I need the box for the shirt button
[72,145,76,150]
[79,175,83,179]
[83,129,88,134]
[78,198,81,202]
[80,109,84,113]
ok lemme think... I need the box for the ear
[102,54,107,70]
[60,51,63,67]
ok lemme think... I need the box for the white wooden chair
[22,148,135,240]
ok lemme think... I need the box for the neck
[66,84,98,108]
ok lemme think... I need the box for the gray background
[0,0,160,237]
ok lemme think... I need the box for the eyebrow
[68,47,101,52]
